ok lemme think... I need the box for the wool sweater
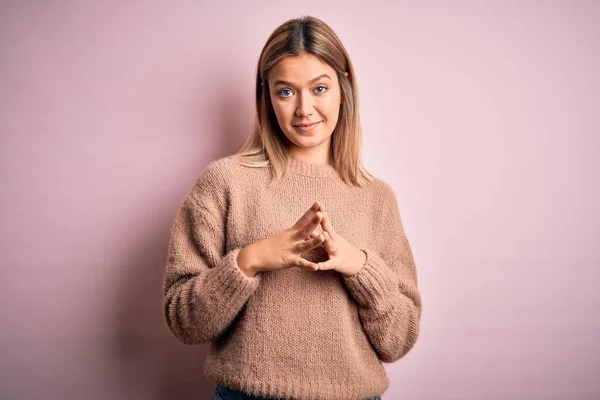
[162,154,422,400]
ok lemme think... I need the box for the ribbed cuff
[202,248,261,306]
[342,247,398,311]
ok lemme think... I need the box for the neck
[286,154,338,178]
[287,144,332,166]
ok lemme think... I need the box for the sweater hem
[205,369,388,400]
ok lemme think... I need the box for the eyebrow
[272,73,332,87]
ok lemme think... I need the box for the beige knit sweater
[162,155,422,400]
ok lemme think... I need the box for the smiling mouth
[293,121,322,127]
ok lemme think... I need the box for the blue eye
[277,86,328,98]
[278,89,293,97]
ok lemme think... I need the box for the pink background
[1,1,599,399]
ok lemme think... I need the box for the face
[267,52,343,158]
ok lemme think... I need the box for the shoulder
[365,176,398,206]
[197,154,240,183]
[188,154,242,199]
[194,154,244,187]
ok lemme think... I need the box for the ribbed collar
[287,156,339,178]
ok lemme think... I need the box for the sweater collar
[287,156,339,178]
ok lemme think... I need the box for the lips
[293,121,322,127]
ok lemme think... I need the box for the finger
[317,260,335,270]
[294,211,323,240]
[320,212,336,236]
[305,231,319,240]
[303,231,320,243]
[296,257,319,271]
[322,231,335,253]
[292,201,321,231]
[297,232,325,253]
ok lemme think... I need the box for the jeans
[213,384,382,400]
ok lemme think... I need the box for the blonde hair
[234,15,375,187]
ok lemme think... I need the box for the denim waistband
[215,384,382,400]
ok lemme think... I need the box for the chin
[291,134,331,147]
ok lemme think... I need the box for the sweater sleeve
[162,163,261,346]
[342,184,422,363]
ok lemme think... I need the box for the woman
[163,15,422,400]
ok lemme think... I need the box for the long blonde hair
[235,15,374,187]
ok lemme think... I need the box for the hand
[307,205,367,277]
[237,202,325,276]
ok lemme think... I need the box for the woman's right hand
[237,201,325,277]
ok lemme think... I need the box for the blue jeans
[213,384,382,400]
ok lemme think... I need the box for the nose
[295,91,314,117]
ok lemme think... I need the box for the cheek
[272,101,292,120]
[322,97,341,119]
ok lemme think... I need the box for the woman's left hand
[307,207,367,277]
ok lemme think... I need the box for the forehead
[268,53,336,84]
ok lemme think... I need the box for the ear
[344,71,348,78]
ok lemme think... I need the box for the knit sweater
[162,154,422,400]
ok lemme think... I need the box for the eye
[277,86,328,98]
[277,89,293,97]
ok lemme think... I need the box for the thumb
[321,212,335,236]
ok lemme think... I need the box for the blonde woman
[163,15,422,400]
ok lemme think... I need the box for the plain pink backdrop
[1,1,599,399]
